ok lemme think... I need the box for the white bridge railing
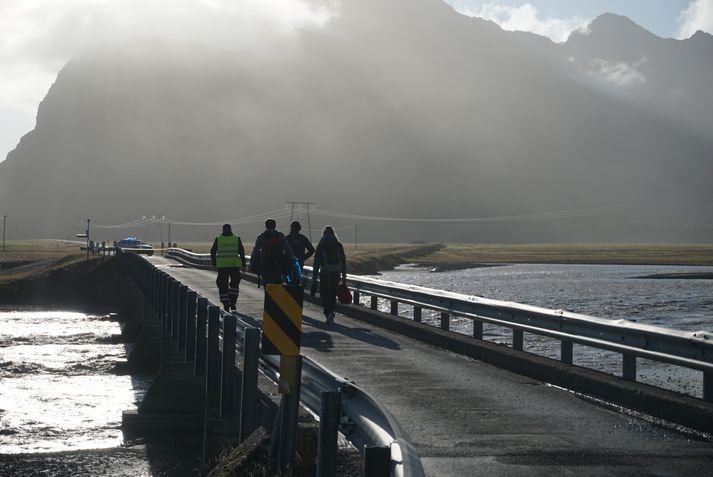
[164,248,713,403]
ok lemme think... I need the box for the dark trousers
[319,272,341,316]
[217,268,241,309]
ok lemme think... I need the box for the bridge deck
[149,257,713,476]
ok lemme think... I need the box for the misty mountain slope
[0,0,711,242]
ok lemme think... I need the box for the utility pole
[355,223,358,250]
[285,201,315,242]
[168,222,171,247]
[2,215,6,252]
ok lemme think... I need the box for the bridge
[118,249,713,476]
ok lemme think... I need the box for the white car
[116,237,154,255]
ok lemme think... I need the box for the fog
[0,0,711,243]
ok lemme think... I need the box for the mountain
[1,0,711,243]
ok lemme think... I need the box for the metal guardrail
[155,248,424,476]
[165,247,713,402]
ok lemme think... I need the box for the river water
[0,307,150,454]
[367,264,713,398]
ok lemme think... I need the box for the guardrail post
[363,445,390,477]
[156,270,162,310]
[390,300,399,316]
[623,354,636,381]
[172,281,181,342]
[166,278,175,336]
[278,355,303,473]
[195,298,208,376]
[178,285,188,350]
[440,312,450,331]
[513,329,524,351]
[185,291,197,363]
[473,320,483,339]
[205,306,221,415]
[239,328,260,443]
[371,296,378,310]
[353,289,360,305]
[221,314,237,418]
[413,306,422,323]
[704,371,713,402]
[561,340,573,365]
[316,390,342,477]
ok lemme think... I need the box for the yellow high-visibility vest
[216,234,242,268]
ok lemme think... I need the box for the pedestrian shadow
[302,315,401,351]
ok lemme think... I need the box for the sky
[1,0,712,163]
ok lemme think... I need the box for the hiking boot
[326,312,335,324]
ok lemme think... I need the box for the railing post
[513,329,524,351]
[623,354,636,381]
[413,306,422,323]
[353,289,360,305]
[221,314,237,418]
[440,312,449,331]
[205,306,221,415]
[704,371,713,403]
[195,298,208,376]
[178,285,188,350]
[473,320,483,339]
[172,281,181,342]
[363,445,390,477]
[371,296,378,310]
[390,300,399,316]
[166,277,175,336]
[185,291,197,363]
[240,327,260,443]
[278,356,303,473]
[316,390,342,477]
[561,340,573,365]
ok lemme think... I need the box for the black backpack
[262,234,292,273]
[320,239,342,272]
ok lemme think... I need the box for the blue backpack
[283,256,302,285]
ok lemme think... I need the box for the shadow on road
[302,314,401,351]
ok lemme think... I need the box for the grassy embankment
[0,240,99,303]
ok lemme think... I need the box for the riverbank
[400,243,713,271]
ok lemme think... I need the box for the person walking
[252,218,293,285]
[210,224,246,311]
[311,225,347,324]
[286,220,315,268]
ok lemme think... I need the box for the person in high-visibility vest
[210,224,246,311]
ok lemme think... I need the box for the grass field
[410,243,713,269]
[3,240,713,276]
[0,240,83,263]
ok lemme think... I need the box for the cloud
[677,0,713,38]
[453,1,591,43]
[586,58,648,88]
[0,0,338,158]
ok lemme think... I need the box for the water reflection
[0,310,149,453]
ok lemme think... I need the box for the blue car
[116,237,154,255]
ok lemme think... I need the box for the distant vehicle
[116,237,154,255]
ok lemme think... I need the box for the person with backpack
[310,225,347,325]
[252,218,293,285]
[286,221,315,269]
[210,224,246,311]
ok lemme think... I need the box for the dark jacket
[313,235,347,277]
[286,232,315,266]
[210,232,246,268]
[253,229,293,270]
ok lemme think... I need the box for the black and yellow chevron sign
[262,284,304,356]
